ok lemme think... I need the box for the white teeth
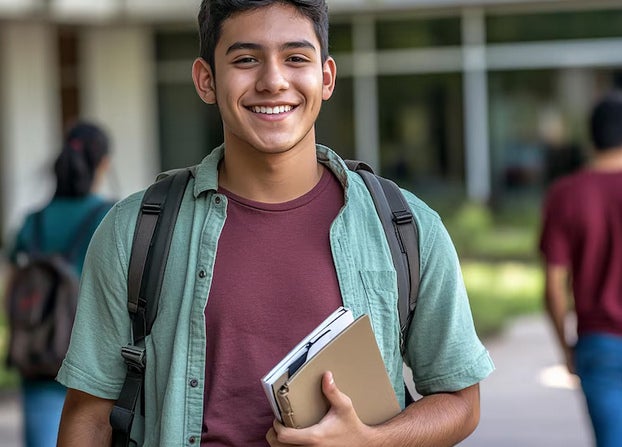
[251,105,292,114]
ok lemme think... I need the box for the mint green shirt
[58,145,493,446]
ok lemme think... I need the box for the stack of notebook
[261,306,400,428]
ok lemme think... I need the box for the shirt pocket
[359,270,401,383]
[358,270,399,352]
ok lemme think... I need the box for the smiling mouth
[249,105,294,115]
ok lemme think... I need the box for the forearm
[57,389,114,447]
[544,290,568,351]
[543,264,571,352]
[367,383,480,447]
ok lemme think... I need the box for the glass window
[157,84,223,171]
[487,69,606,200]
[329,22,353,53]
[377,73,465,199]
[156,30,222,170]
[156,30,199,61]
[58,27,80,129]
[487,8,622,44]
[316,77,355,160]
[376,16,461,49]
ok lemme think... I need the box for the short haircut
[197,0,329,72]
[590,90,622,152]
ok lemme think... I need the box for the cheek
[296,72,325,102]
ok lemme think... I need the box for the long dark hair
[54,122,110,198]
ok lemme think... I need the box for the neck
[218,142,323,203]
[590,146,622,172]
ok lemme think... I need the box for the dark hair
[54,122,110,197]
[198,0,329,72]
[590,90,622,152]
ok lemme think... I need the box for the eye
[233,56,258,65]
[287,55,309,63]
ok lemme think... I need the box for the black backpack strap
[110,168,192,447]
[344,160,420,355]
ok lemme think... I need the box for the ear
[192,58,217,104]
[322,56,337,101]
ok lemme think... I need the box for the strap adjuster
[392,210,413,225]
[141,203,162,214]
[121,345,146,370]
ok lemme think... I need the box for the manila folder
[276,314,401,428]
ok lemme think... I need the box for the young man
[539,91,622,447]
[57,1,494,445]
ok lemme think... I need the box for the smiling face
[193,3,336,159]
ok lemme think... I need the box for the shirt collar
[192,143,351,198]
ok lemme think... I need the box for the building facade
[1,0,622,240]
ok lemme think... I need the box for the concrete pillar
[352,16,380,170]
[79,26,159,198]
[0,22,61,237]
[462,8,491,203]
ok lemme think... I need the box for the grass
[440,200,545,339]
[0,304,19,391]
[464,261,543,338]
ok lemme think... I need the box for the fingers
[268,418,303,446]
[266,422,290,447]
[267,372,360,446]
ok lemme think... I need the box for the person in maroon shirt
[539,90,622,447]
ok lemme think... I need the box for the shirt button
[189,436,196,444]
[214,196,222,205]
[190,378,199,388]
[198,270,207,279]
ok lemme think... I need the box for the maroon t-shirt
[539,169,622,337]
[201,168,344,446]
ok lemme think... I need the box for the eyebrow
[226,40,317,55]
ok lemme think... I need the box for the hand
[266,371,376,447]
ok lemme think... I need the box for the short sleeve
[404,216,494,395]
[539,187,571,266]
[56,196,140,399]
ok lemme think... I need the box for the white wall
[0,22,61,238]
[79,26,160,199]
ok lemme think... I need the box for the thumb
[321,371,352,411]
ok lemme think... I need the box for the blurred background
[1,0,621,445]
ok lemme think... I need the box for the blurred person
[5,121,113,447]
[539,90,622,447]
[538,108,585,186]
[56,1,494,446]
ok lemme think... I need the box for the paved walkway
[0,314,593,446]
[459,314,592,446]
[0,391,20,447]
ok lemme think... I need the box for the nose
[256,59,289,93]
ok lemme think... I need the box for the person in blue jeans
[6,122,113,447]
[539,90,622,447]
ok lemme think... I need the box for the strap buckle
[121,345,146,371]
[392,210,413,225]
[141,203,162,215]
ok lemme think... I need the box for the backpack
[5,203,109,380]
[110,161,419,446]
